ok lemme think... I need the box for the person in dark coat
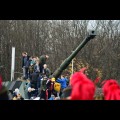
[24,79,39,99]
[42,64,51,78]
[0,86,9,100]
[22,52,30,80]
[39,76,48,99]
[30,72,39,89]
[0,75,9,100]
[60,86,72,100]
[39,55,49,73]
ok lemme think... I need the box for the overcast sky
[87,20,96,30]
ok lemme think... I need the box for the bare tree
[0,20,119,82]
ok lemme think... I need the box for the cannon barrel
[52,30,96,79]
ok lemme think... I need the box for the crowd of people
[0,51,120,100]
[21,52,69,100]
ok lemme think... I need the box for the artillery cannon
[52,30,96,79]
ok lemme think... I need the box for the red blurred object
[70,67,96,100]
[46,89,48,100]
[0,75,2,90]
[70,67,87,86]
[94,77,101,84]
[102,79,120,100]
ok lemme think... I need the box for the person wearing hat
[52,78,61,97]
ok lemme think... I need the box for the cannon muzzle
[52,30,96,79]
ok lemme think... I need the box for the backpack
[54,82,61,92]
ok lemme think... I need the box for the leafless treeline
[0,20,120,82]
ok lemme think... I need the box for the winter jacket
[56,78,68,89]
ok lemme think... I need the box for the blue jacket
[56,78,68,89]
